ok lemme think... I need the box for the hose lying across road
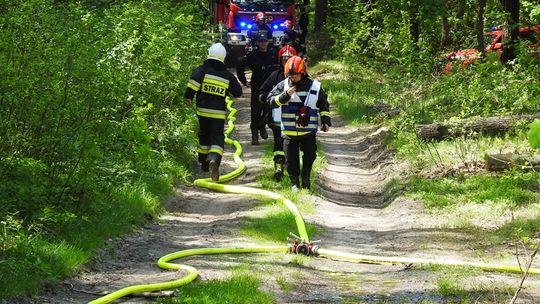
[90,97,540,304]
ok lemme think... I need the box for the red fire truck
[210,0,297,64]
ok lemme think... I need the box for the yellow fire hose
[90,97,539,303]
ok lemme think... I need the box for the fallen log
[485,153,540,171]
[415,113,540,141]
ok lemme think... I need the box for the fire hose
[90,97,540,304]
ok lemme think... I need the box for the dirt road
[27,82,540,304]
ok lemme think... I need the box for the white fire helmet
[207,43,227,63]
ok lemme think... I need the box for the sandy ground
[20,81,540,304]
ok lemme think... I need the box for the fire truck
[210,0,297,64]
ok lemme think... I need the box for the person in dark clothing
[248,12,273,46]
[237,36,278,145]
[298,6,309,43]
[185,43,243,181]
[267,56,331,191]
[259,45,297,181]
[281,20,304,55]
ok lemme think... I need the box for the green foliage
[528,119,540,151]
[0,0,207,298]
[158,272,274,304]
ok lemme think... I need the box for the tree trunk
[409,0,420,45]
[441,0,451,47]
[457,0,466,19]
[314,0,327,33]
[415,113,540,141]
[476,0,486,53]
[485,153,540,171]
[500,0,520,63]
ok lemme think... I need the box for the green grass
[240,208,319,243]
[311,61,383,125]
[0,238,87,298]
[0,171,183,298]
[406,171,540,242]
[157,271,274,304]
[276,275,294,293]
[407,172,540,209]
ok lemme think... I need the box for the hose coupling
[287,232,320,256]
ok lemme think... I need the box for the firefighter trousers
[283,133,317,182]
[270,123,285,163]
[250,87,269,132]
[197,115,224,166]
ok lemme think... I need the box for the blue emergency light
[273,24,278,29]
[240,21,246,27]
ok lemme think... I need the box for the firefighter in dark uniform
[259,45,297,181]
[298,6,309,42]
[237,35,277,145]
[248,12,273,46]
[267,56,331,190]
[281,20,304,56]
[185,43,243,181]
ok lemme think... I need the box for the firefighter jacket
[259,67,285,125]
[281,28,304,50]
[237,49,277,89]
[268,77,331,138]
[184,59,243,120]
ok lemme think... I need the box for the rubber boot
[209,160,220,181]
[251,129,259,145]
[201,161,209,172]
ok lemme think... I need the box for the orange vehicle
[442,25,540,73]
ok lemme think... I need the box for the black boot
[260,127,268,140]
[273,161,284,182]
[290,176,300,192]
[201,161,209,172]
[251,130,259,145]
[301,177,310,190]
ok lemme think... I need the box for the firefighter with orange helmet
[267,56,331,190]
[185,43,243,181]
[259,45,297,181]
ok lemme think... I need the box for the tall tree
[409,0,420,45]
[314,0,327,32]
[499,0,520,63]
[441,0,451,47]
[476,0,486,53]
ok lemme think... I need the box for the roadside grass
[406,170,540,242]
[1,166,186,298]
[157,270,274,304]
[310,60,382,125]
[418,265,513,302]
